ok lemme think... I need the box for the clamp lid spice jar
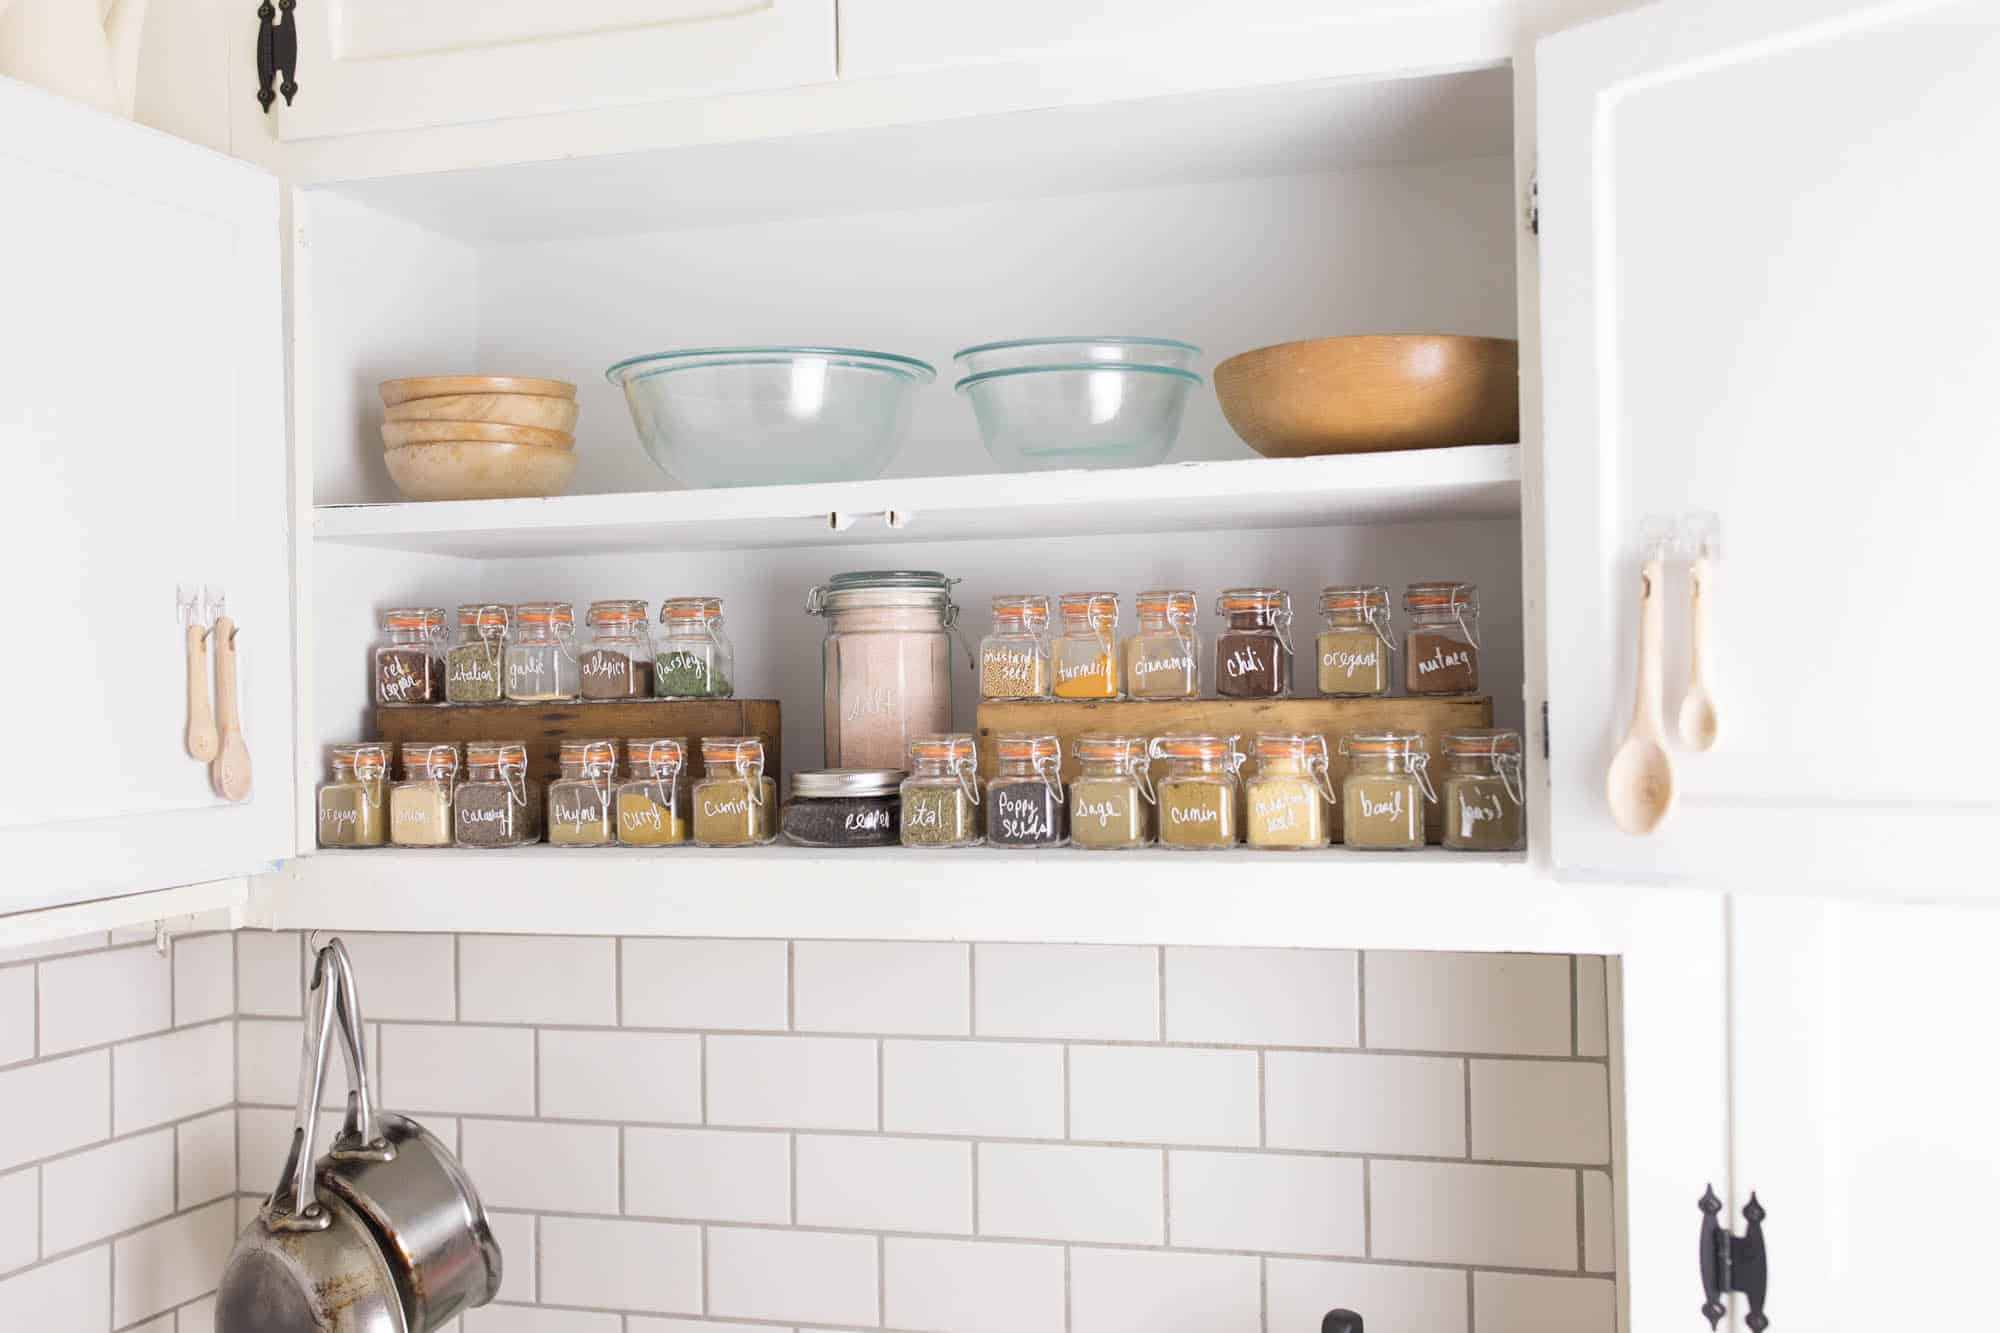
[694,736,777,846]
[374,607,447,705]
[1123,590,1200,700]
[618,738,690,846]
[1316,586,1393,698]
[979,594,1052,701]
[389,742,460,848]
[1053,592,1121,699]
[656,596,733,699]
[1244,732,1335,850]
[1150,733,1245,849]
[986,734,1068,848]
[807,571,966,770]
[317,743,389,848]
[1068,734,1155,849]
[455,741,539,847]
[1403,582,1479,695]
[900,733,982,848]
[782,768,904,848]
[1439,729,1524,851]
[506,602,580,701]
[548,739,618,846]
[446,604,510,703]
[1215,587,1293,698]
[581,599,653,699]
[1338,730,1435,850]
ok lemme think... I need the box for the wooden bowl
[1213,335,1519,457]
[381,419,574,451]
[379,375,576,407]
[382,441,578,501]
[384,392,580,433]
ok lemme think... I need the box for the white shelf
[248,844,1669,956]
[313,445,1521,557]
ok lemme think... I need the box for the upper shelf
[314,444,1520,557]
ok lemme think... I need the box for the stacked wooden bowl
[379,376,579,501]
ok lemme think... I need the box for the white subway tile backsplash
[235,931,301,1016]
[1169,1150,1365,1256]
[460,936,615,1026]
[978,1142,1163,1244]
[338,932,458,1021]
[171,933,234,1028]
[883,1040,1063,1139]
[379,1024,535,1116]
[466,1305,620,1333]
[1266,1258,1470,1331]
[1070,1247,1260,1333]
[1164,947,1358,1048]
[1474,1272,1617,1332]
[237,1105,345,1191]
[460,1120,619,1214]
[621,939,787,1031]
[237,1017,380,1110]
[537,1029,701,1123]
[0,1050,109,1171]
[1471,1060,1611,1164]
[39,947,171,1054]
[539,1216,702,1314]
[1069,1045,1259,1146]
[707,1226,878,1326]
[1584,1170,1614,1272]
[117,1022,234,1134]
[1371,1160,1580,1269]
[485,1211,535,1304]
[1577,956,1609,1058]
[795,940,969,1034]
[706,1035,877,1131]
[110,1198,234,1327]
[975,943,1158,1040]
[0,1168,36,1275]
[796,1134,972,1235]
[625,1127,790,1223]
[177,1295,217,1333]
[0,967,33,1066]
[126,1313,173,1333]
[1265,1052,1466,1157]
[41,1129,175,1252]
[628,1322,776,1333]
[884,1236,1064,1333]
[0,1247,108,1330]
[1364,952,1573,1056]
[176,1108,237,1208]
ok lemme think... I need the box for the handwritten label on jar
[1457,793,1503,835]
[703,797,749,818]
[622,802,665,832]
[994,790,1050,842]
[845,808,892,831]
[1132,652,1194,682]
[1359,790,1406,820]
[1321,648,1378,677]
[905,804,941,828]
[1075,796,1125,828]
[984,649,1035,683]
[448,658,496,688]
[1253,791,1305,832]
[552,796,605,826]
[843,685,898,722]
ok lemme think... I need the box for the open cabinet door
[1535,0,2000,896]
[0,78,293,911]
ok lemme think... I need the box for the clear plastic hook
[1682,510,1722,563]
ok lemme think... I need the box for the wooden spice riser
[976,695,1492,845]
[375,698,780,784]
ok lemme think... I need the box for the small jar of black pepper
[985,734,1068,848]
[1214,588,1293,698]
[374,607,447,705]
[782,769,905,848]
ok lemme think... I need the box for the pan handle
[265,947,338,1233]
[324,938,394,1162]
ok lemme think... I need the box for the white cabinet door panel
[273,0,834,140]
[1537,0,2000,895]
[0,77,292,911]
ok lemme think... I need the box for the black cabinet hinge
[1700,1185,1769,1330]
[1540,700,1550,760]
[257,0,299,113]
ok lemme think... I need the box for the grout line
[699,1034,710,1125]
[1161,1148,1172,1247]
[1259,1254,1271,1333]
[789,1132,798,1225]
[1463,1059,1474,1160]
[1355,951,1368,1048]
[1575,1168,1586,1273]
[1061,1045,1072,1140]
[967,943,978,1036]
[876,1232,886,1327]
[700,1223,711,1314]
[968,1139,979,1235]
[875,1039,885,1132]
[1466,1269,1476,1333]
[1063,1243,1074,1333]
[613,935,623,1027]
[618,1124,627,1216]
[1257,1049,1268,1148]
[1570,955,1579,1057]
[534,1028,542,1118]
[786,941,797,1031]
[1155,945,1167,1041]
[455,933,464,1023]
[1362,1158,1373,1257]
[536,1213,545,1308]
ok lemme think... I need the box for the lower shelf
[250,846,1668,955]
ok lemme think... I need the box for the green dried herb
[654,649,732,698]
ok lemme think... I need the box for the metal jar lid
[791,768,906,798]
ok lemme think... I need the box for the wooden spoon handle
[211,617,252,802]
[1685,554,1719,746]
[184,624,219,761]
[1634,557,1667,738]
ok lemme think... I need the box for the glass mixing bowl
[955,363,1202,472]
[953,336,1200,376]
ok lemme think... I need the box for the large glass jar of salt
[806,571,965,770]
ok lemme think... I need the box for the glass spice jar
[1316,586,1393,698]
[781,769,905,848]
[1068,734,1155,849]
[1404,582,1480,695]
[505,602,580,701]
[1338,730,1436,851]
[1243,733,1335,850]
[1052,592,1121,700]
[807,572,966,770]
[454,741,540,848]
[1440,729,1525,852]
[1122,590,1200,700]
[1214,587,1293,698]
[373,607,447,705]
[617,738,690,847]
[899,733,983,848]
[985,734,1068,848]
[1150,733,1245,850]
[445,604,510,703]
[580,599,653,700]
[655,597,734,699]
[693,736,777,847]
[547,739,618,846]
[979,594,1052,701]
[389,742,460,848]
[317,743,389,848]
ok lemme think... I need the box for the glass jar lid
[995,733,1061,765]
[807,570,959,614]
[1441,729,1523,759]
[991,593,1050,628]
[381,607,445,634]
[1320,585,1389,614]
[456,604,510,631]
[1074,733,1146,764]
[331,742,389,776]
[559,738,619,770]
[587,599,649,628]
[660,596,724,625]
[1150,733,1236,761]
[397,741,461,777]
[626,737,687,773]
[1340,729,1427,757]
[1217,587,1289,618]
[514,601,573,629]
[1405,581,1478,612]
[1135,589,1198,621]
[1253,731,1324,760]
[1057,591,1119,623]
[908,732,977,765]
[465,741,528,769]
[792,767,905,798]
[701,736,766,768]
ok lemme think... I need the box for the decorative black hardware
[1699,1185,1769,1330]
[1322,1312,1362,1333]
[257,0,298,113]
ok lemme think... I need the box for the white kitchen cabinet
[0,77,293,914]
[1534,0,2000,899]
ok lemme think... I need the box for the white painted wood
[1730,894,2000,1330]
[0,878,250,953]
[270,0,833,141]
[1536,0,2000,896]
[0,75,294,912]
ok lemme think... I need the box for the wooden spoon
[1678,552,1721,751]
[184,623,218,761]
[210,617,252,802]
[1606,556,1676,834]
